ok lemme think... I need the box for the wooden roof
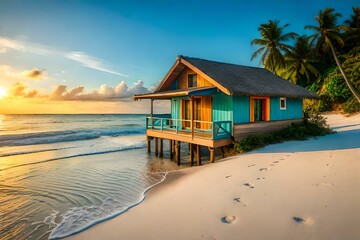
[154,55,318,99]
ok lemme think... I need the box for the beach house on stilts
[134,55,318,166]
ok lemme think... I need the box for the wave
[0,139,146,172]
[0,147,75,157]
[48,172,167,239]
[0,128,145,146]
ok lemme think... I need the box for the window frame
[187,74,197,88]
[280,97,287,110]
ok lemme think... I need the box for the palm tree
[344,7,360,51]
[282,35,319,84]
[251,20,298,73]
[305,8,360,102]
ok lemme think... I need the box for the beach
[69,113,360,240]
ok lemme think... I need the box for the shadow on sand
[253,128,360,154]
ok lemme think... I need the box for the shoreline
[68,113,360,240]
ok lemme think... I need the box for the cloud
[0,36,129,76]
[9,82,40,98]
[0,37,50,55]
[0,37,26,52]
[65,52,129,77]
[0,65,47,81]
[47,80,149,101]
[23,68,47,80]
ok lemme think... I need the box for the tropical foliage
[251,7,360,113]
[251,20,297,72]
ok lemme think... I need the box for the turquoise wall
[270,97,303,120]
[171,97,180,120]
[233,96,250,124]
[212,92,233,122]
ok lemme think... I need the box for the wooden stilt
[175,141,181,166]
[169,140,173,160]
[196,144,201,166]
[209,147,215,163]
[155,138,158,157]
[147,137,151,153]
[172,140,176,154]
[159,139,163,157]
[190,143,194,167]
[221,146,225,158]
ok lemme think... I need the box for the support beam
[175,141,181,166]
[196,144,201,166]
[150,99,154,129]
[221,146,225,158]
[190,143,194,167]
[147,137,151,153]
[209,147,215,164]
[191,96,195,139]
[155,137,158,157]
[159,138,163,157]
[169,140,173,160]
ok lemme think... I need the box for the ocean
[0,114,167,240]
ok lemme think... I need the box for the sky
[0,0,357,114]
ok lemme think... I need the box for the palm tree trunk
[327,37,360,103]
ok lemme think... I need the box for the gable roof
[154,55,318,99]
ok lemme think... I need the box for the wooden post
[169,140,173,160]
[147,137,151,153]
[159,139,163,157]
[175,141,181,166]
[190,143,194,167]
[209,147,215,163]
[196,144,201,166]
[191,96,195,139]
[221,147,225,158]
[151,99,154,129]
[155,137,158,157]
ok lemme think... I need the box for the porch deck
[146,117,233,148]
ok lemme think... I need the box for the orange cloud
[9,82,40,98]
[22,68,47,80]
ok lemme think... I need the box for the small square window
[280,97,286,110]
[188,74,197,88]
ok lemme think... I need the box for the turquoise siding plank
[171,97,180,120]
[212,92,233,122]
[233,96,250,124]
[270,97,303,121]
[212,92,233,139]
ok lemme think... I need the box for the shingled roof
[179,55,318,99]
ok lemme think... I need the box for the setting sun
[0,88,7,99]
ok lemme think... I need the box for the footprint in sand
[221,215,236,224]
[244,182,254,188]
[293,217,314,225]
[233,197,247,206]
[225,175,232,178]
[273,161,279,163]
[259,168,267,171]
[269,164,275,166]
[248,164,255,167]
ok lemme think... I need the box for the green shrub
[342,97,360,114]
[234,113,333,154]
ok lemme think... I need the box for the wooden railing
[146,117,232,140]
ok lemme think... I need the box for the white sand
[69,113,360,240]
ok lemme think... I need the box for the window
[188,74,197,88]
[280,97,286,110]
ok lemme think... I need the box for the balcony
[145,116,233,148]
